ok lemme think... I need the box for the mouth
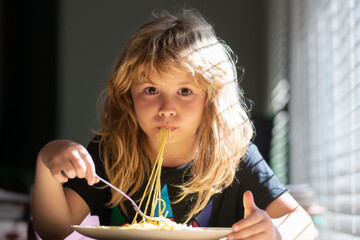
[158,126,177,132]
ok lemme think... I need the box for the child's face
[130,68,206,150]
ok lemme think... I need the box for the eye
[144,87,158,95]
[178,88,192,96]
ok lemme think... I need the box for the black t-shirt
[64,140,287,227]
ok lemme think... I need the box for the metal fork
[61,170,167,222]
[95,174,168,222]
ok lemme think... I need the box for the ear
[243,191,259,218]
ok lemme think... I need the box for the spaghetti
[120,128,189,230]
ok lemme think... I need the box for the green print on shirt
[110,206,125,226]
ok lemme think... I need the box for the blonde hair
[98,9,254,222]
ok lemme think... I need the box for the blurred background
[1,0,360,239]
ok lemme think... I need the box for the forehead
[134,67,194,85]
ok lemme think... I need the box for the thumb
[243,190,259,218]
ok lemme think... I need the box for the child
[32,9,314,240]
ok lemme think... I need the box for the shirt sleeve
[235,143,288,210]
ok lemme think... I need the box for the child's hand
[38,140,99,185]
[227,191,281,240]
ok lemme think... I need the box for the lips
[158,125,177,131]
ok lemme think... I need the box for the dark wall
[0,1,58,191]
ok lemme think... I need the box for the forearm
[32,157,74,239]
[272,207,315,240]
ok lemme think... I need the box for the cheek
[184,100,205,123]
[133,95,150,113]
[133,100,155,126]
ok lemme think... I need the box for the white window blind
[290,0,360,238]
[264,0,291,185]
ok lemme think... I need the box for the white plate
[72,225,232,240]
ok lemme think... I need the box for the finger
[243,190,259,218]
[60,159,78,179]
[78,147,97,184]
[61,170,68,178]
[231,219,268,239]
[68,150,87,179]
[50,159,74,183]
[228,231,267,240]
[232,211,265,233]
[52,167,69,183]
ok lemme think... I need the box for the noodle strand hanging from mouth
[119,128,190,230]
[131,128,172,224]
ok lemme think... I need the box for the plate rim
[72,225,232,240]
[72,225,232,231]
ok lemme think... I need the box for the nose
[158,96,176,117]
